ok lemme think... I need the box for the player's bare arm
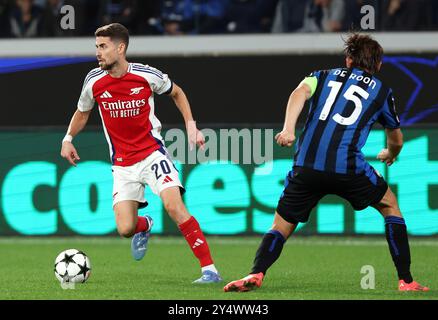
[377,128,403,166]
[169,83,205,150]
[275,81,312,147]
[60,109,92,166]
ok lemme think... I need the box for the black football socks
[384,216,413,283]
[250,230,286,275]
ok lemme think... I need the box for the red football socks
[134,216,149,234]
[178,216,214,267]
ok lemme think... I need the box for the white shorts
[111,148,184,208]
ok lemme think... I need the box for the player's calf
[160,186,221,282]
[374,190,429,291]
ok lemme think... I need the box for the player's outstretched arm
[60,109,92,166]
[377,128,403,166]
[168,83,205,150]
[275,81,312,147]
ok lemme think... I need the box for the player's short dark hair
[95,23,129,53]
[343,33,383,74]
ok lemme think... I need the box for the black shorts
[276,166,388,224]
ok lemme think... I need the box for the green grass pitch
[0,236,436,300]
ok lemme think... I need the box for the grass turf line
[0,236,436,300]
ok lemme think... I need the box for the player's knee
[374,187,402,217]
[385,189,400,209]
[117,223,135,238]
[271,223,296,239]
[163,200,188,223]
[163,200,179,215]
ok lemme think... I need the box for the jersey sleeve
[377,90,400,129]
[142,65,173,95]
[77,71,96,112]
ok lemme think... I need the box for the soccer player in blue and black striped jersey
[224,33,429,292]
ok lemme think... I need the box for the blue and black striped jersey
[294,67,400,178]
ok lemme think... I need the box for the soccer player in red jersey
[60,23,222,284]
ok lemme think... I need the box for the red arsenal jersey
[77,63,172,166]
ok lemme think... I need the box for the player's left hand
[187,121,205,151]
[275,130,295,147]
[377,148,396,166]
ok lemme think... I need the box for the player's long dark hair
[343,33,383,74]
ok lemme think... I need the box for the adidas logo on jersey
[192,238,204,249]
[162,175,173,184]
[100,91,112,98]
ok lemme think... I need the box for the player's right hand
[61,141,81,166]
[377,148,396,166]
[275,130,295,147]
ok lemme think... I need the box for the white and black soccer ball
[54,249,91,283]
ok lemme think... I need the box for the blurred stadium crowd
[1,0,438,38]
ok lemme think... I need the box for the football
[54,249,91,283]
